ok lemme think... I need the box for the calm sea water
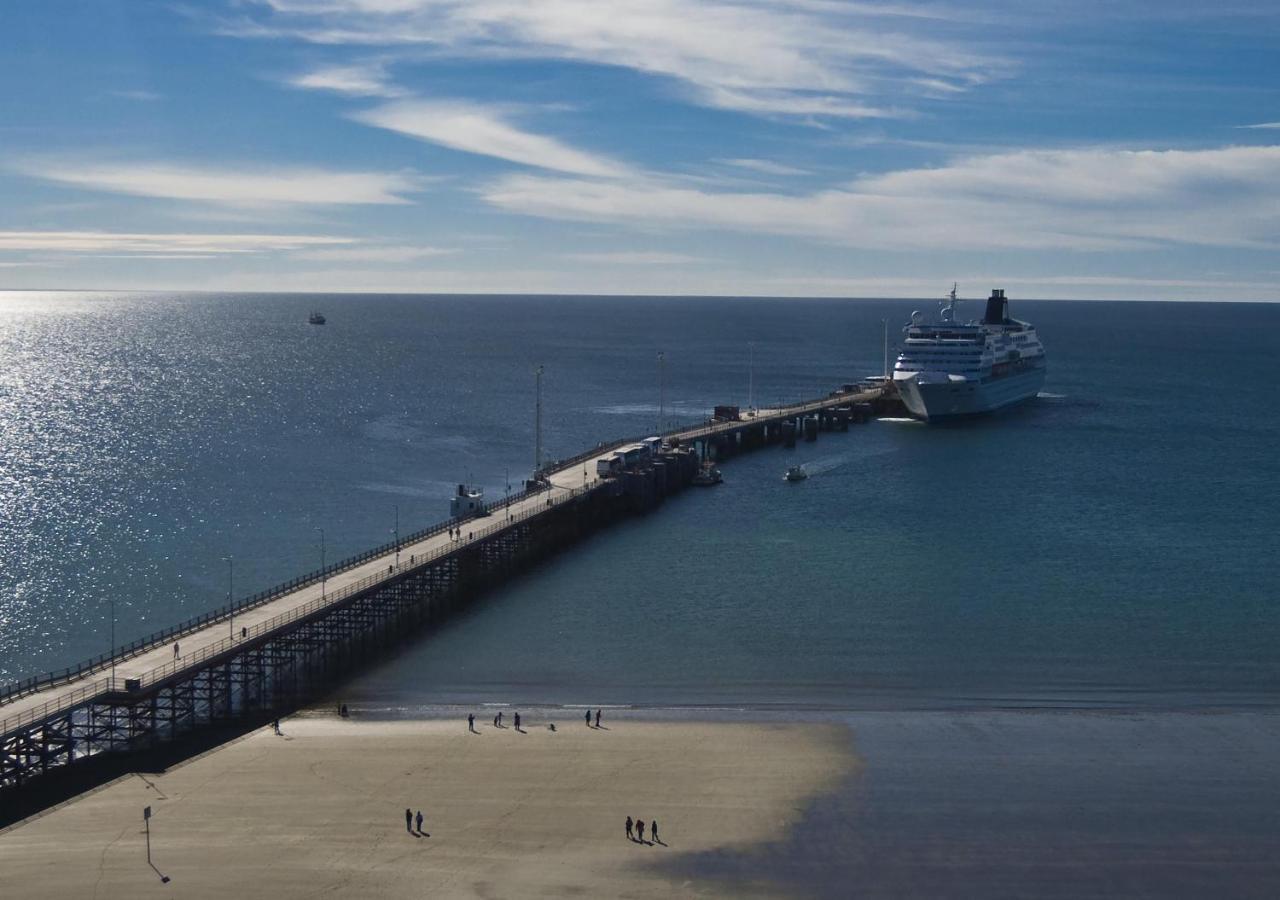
[1,292,1278,710]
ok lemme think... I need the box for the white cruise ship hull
[895,367,1045,421]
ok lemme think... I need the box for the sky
[1,0,1278,300]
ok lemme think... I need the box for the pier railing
[0,481,554,708]
[0,482,597,739]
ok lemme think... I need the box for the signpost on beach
[143,805,171,883]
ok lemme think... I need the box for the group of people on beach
[404,808,428,836]
[625,816,661,845]
[464,708,603,732]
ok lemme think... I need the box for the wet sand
[0,715,853,899]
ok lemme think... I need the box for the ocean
[1,292,1278,711]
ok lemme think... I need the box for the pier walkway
[1,387,886,792]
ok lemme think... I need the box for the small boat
[692,461,723,486]
[784,464,808,483]
[308,311,326,325]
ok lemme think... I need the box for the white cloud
[1239,121,1280,130]
[563,251,709,265]
[293,244,456,262]
[715,158,812,176]
[350,100,631,177]
[288,62,404,97]
[16,161,422,207]
[232,0,992,119]
[108,89,162,101]
[483,145,1280,252]
[0,230,355,255]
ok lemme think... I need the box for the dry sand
[0,714,854,898]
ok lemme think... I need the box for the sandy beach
[0,714,854,899]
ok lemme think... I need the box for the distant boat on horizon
[309,311,326,325]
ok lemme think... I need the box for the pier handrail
[0,485,552,707]
[0,482,597,739]
[1,387,882,711]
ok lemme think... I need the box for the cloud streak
[16,161,422,207]
[482,145,1280,252]
[351,100,631,177]
[0,230,355,255]
[288,61,404,97]
[233,0,993,119]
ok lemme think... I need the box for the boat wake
[800,454,849,476]
[1037,391,1068,399]
[877,416,923,425]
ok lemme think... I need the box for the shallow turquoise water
[1,292,1277,709]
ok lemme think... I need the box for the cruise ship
[892,286,1046,421]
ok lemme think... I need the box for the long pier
[0,387,892,796]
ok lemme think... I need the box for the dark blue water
[2,292,1278,710]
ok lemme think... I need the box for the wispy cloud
[483,145,1280,252]
[350,100,631,177]
[0,230,354,255]
[563,251,709,265]
[287,61,404,97]
[293,244,456,262]
[1238,121,1280,130]
[107,89,162,102]
[15,161,422,207]
[715,158,812,176]
[228,0,994,119]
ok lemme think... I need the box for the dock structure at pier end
[0,386,895,805]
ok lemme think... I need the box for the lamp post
[657,351,665,434]
[315,527,326,601]
[109,597,116,685]
[221,555,234,639]
[748,341,755,413]
[881,318,889,378]
[393,504,400,568]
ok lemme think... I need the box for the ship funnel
[984,288,1008,325]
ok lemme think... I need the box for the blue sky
[1,0,1278,299]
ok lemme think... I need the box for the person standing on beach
[405,808,412,832]
[513,712,521,732]
[272,718,281,735]
[626,816,633,841]
[585,709,592,727]
[493,713,499,728]
[468,713,475,732]
[415,810,424,833]
[497,711,503,728]
[651,819,659,843]
[636,820,646,843]
[595,709,601,728]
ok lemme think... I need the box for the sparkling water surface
[1,292,1278,710]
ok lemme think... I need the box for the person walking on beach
[415,810,424,833]
[595,709,601,728]
[651,819,659,844]
[405,808,413,832]
[585,709,592,727]
[272,718,282,735]
[636,820,646,844]
[626,816,634,841]
[493,713,499,728]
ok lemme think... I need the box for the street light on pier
[315,527,326,601]
[109,597,116,686]
[392,504,400,568]
[221,555,234,640]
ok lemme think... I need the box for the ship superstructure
[892,287,1046,421]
